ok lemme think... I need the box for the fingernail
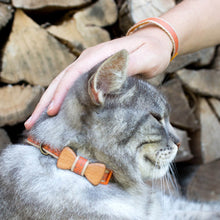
[25,116,32,124]
[24,116,32,128]
[47,101,54,113]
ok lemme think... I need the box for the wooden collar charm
[26,137,112,186]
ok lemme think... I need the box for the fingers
[47,66,82,116]
[45,47,118,115]
[24,68,66,130]
[24,52,95,130]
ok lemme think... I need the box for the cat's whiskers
[169,163,180,195]
[164,171,171,195]
[153,151,177,198]
[170,162,179,183]
[155,159,176,207]
[151,153,160,193]
[162,175,166,195]
[159,167,168,207]
[164,163,180,201]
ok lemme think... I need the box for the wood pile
[0,0,219,203]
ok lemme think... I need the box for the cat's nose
[168,134,180,149]
[173,139,180,148]
[174,136,180,148]
[171,134,180,148]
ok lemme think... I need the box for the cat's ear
[88,49,128,105]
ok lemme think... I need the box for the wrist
[130,25,173,60]
[126,18,178,60]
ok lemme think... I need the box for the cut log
[190,98,220,164]
[174,128,193,162]
[0,85,44,126]
[47,0,117,51]
[12,0,91,10]
[0,3,13,30]
[73,0,117,48]
[74,0,117,27]
[161,78,199,130]
[186,160,220,202]
[47,19,86,52]
[1,10,76,86]
[167,54,199,73]
[213,46,220,71]
[177,69,220,98]
[208,98,220,120]
[0,0,10,4]
[167,47,215,73]
[193,47,215,67]
[0,128,11,153]
[119,0,175,33]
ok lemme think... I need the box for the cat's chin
[141,159,170,180]
[137,144,178,180]
[137,154,172,180]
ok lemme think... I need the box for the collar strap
[26,137,112,186]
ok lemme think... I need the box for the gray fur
[0,50,219,219]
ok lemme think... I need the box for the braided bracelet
[126,17,179,61]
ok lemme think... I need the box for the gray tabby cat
[0,50,219,220]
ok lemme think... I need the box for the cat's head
[32,50,179,186]
[64,50,179,185]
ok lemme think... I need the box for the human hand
[24,25,173,130]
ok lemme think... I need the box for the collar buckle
[40,144,49,155]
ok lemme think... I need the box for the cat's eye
[151,112,162,122]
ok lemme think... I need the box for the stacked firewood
[0,0,219,202]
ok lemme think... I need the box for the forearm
[161,0,220,55]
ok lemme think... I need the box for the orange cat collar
[126,17,179,61]
[26,137,113,186]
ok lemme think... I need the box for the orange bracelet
[126,17,179,61]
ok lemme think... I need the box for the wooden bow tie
[57,147,107,186]
[26,137,112,186]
